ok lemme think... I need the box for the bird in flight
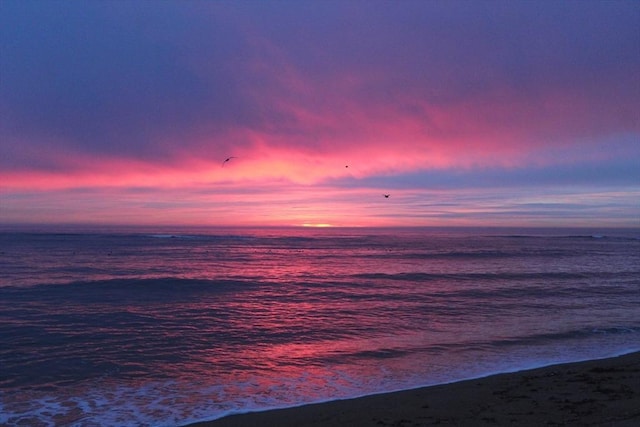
[222,157,237,167]
[383,194,390,198]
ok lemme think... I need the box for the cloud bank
[1,0,638,226]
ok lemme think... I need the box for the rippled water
[1,227,639,426]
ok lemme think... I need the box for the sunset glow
[1,1,638,228]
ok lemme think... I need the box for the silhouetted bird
[383,194,390,198]
[222,157,237,167]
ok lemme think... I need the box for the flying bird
[383,194,390,198]
[222,157,237,167]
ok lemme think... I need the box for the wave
[497,234,640,241]
[311,325,640,367]
[146,233,257,241]
[0,277,260,304]
[483,326,640,349]
[352,271,637,282]
[375,249,570,260]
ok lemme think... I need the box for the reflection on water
[0,227,639,426]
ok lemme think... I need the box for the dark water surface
[1,227,639,426]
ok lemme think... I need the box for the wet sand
[186,351,640,426]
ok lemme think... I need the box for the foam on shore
[185,351,640,427]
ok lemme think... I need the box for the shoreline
[185,351,640,426]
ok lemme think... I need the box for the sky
[1,0,639,228]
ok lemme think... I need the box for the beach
[187,351,640,427]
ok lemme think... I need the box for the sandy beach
[186,351,640,427]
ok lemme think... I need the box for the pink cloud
[2,1,638,227]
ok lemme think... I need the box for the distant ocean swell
[353,270,637,281]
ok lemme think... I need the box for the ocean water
[1,226,639,426]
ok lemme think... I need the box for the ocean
[1,226,639,426]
